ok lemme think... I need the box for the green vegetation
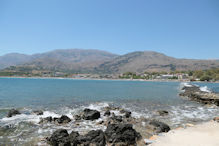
[193,68,219,81]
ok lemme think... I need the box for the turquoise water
[0,78,219,145]
[0,78,184,108]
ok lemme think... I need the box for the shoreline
[150,120,219,146]
[0,76,218,83]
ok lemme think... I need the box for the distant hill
[0,49,219,74]
[0,49,118,73]
[0,53,32,69]
[97,51,219,73]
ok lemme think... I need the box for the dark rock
[148,120,170,134]
[107,113,123,125]
[54,115,71,124]
[74,115,82,121]
[68,131,80,145]
[157,110,169,116]
[213,117,219,122]
[120,109,132,118]
[47,129,70,146]
[180,85,219,106]
[7,109,21,117]
[104,110,111,116]
[105,124,141,145]
[39,116,53,124]
[77,130,106,146]
[33,110,43,115]
[82,108,100,120]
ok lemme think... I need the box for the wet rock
[33,110,43,115]
[120,109,132,118]
[108,114,123,125]
[47,129,70,146]
[180,85,219,106]
[74,115,82,121]
[82,108,100,120]
[39,116,53,124]
[7,109,21,117]
[68,131,80,145]
[147,120,170,134]
[213,117,219,122]
[157,110,168,116]
[77,130,106,146]
[105,123,141,145]
[104,110,111,116]
[54,115,71,124]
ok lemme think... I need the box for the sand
[151,121,219,146]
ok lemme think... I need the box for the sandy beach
[151,121,219,146]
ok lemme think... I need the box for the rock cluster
[7,109,21,117]
[5,106,171,146]
[39,115,71,124]
[179,85,219,106]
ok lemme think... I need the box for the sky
[0,0,219,59]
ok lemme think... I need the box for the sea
[0,77,219,145]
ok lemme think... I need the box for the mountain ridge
[0,49,219,74]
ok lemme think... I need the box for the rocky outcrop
[179,85,219,106]
[47,129,70,146]
[213,117,219,122]
[33,110,43,115]
[7,109,21,117]
[39,115,71,124]
[82,108,101,120]
[105,123,141,145]
[147,120,170,134]
[120,109,132,118]
[39,116,53,124]
[157,110,168,116]
[104,110,111,116]
[77,130,106,146]
[47,129,105,146]
[54,115,71,124]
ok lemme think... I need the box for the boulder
[39,116,53,124]
[105,124,141,145]
[68,131,80,145]
[82,108,100,120]
[47,129,70,146]
[77,130,106,146]
[157,110,168,116]
[7,109,21,117]
[54,115,71,124]
[213,117,219,122]
[104,110,111,116]
[33,110,43,115]
[74,115,82,121]
[148,120,170,134]
[120,109,132,118]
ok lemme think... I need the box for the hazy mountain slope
[97,51,219,73]
[0,53,32,69]
[0,50,218,74]
[0,49,118,73]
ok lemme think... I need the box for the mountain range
[0,49,219,74]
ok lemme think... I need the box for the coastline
[0,76,218,83]
[150,120,219,146]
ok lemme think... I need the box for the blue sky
[0,0,218,59]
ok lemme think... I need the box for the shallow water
[0,78,219,145]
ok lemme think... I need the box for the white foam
[0,111,61,124]
[200,86,211,93]
[182,82,192,87]
[86,102,110,111]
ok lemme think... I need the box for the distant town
[0,68,218,82]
